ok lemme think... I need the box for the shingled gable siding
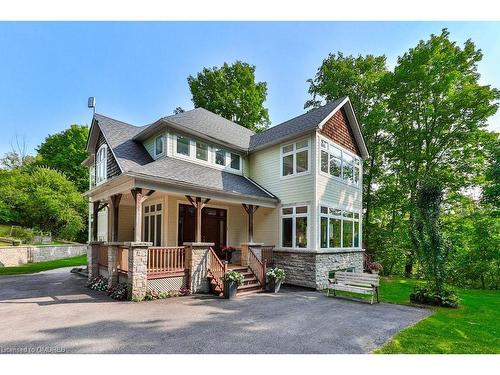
[96,130,121,180]
[320,109,360,156]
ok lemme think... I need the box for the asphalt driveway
[0,268,430,354]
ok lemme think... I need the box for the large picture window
[320,205,361,249]
[320,138,361,186]
[281,139,309,177]
[95,144,107,185]
[281,205,308,248]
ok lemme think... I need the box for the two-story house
[84,96,369,299]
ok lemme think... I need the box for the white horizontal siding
[316,174,362,211]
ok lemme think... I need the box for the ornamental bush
[108,282,128,300]
[266,267,285,282]
[223,271,244,286]
[86,276,108,291]
[410,285,459,308]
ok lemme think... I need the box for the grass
[328,276,500,353]
[0,255,87,275]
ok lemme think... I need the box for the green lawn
[0,255,87,275]
[329,276,500,354]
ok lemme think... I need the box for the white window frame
[280,204,309,249]
[95,144,107,186]
[319,204,361,250]
[280,138,311,179]
[153,134,165,158]
[318,134,362,189]
[143,201,163,246]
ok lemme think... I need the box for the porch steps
[208,265,262,296]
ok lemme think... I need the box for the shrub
[144,288,190,300]
[266,267,285,282]
[369,262,384,273]
[410,285,459,308]
[10,226,35,244]
[108,282,128,300]
[223,270,244,286]
[86,276,108,291]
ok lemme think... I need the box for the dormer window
[95,144,107,185]
[154,135,164,157]
[176,135,190,156]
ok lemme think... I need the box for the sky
[0,21,499,155]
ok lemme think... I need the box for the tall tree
[305,53,389,251]
[187,61,270,132]
[36,124,90,192]
[383,29,499,276]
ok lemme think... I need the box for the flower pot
[266,278,282,293]
[223,280,238,299]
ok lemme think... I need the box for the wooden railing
[208,247,226,293]
[117,246,129,274]
[97,245,108,268]
[261,245,275,265]
[147,246,186,279]
[249,248,266,288]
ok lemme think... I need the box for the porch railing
[117,246,129,274]
[208,247,226,293]
[261,245,275,265]
[147,246,186,279]
[249,248,266,288]
[97,245,108,268]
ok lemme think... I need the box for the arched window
[95,144,107,184]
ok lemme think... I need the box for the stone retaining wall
[0,244,87,267]
[273,249,364,290]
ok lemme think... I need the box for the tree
[1,135,35,169]
[36,124,90,192]
[187,61,270,132]
[305,53,390,252]
[383,29,500,276]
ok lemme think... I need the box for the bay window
[320,205,361,249]
[281,139,309,177]
[281,205,308,248]
[320,138,361,186]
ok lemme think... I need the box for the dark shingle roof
[128,156,277,200]
[249,97,346,150]
[94,114,153,172]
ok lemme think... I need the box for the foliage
[266,267,285,282]
[409,285,459,308]
[143,288,191,301]
[108,283,128,300]
[0,255,87,275]
[223,270,244,286]
[187,61,270,132]
[0,166,87,241]
[9,226,35,244]
[0,151,36,170]
[368,262,383,273]
[86,276,108,291]
[36,124,90,192]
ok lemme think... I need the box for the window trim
[95,144,108,186]
[280,137,311,179]
[319,203,361,250]
[153,134,165,158]
[280,204,310,250]
[318,134,362,189]
[143,200,163,246]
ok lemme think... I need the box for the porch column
[126,241,151,301]
[87,241,103,280]
[92,201,99,241]
[242,204,259,243]
[107,243,119,288]
[240,243,264,266]
[184,242,215,293]
[186,196,210,243]
[131,188,155,243]
[110,194,122,242]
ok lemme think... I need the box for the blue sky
[0,21,498,155]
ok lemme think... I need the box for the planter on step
[223,280,238,299]
[266,278,282,293]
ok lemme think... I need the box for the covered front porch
[86,174,278,300]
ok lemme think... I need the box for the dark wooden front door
[178,204,227,252]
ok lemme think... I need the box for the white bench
[326,271,380,304]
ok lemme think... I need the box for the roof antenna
[88,97,96,115]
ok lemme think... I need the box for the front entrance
[177,204,227,251]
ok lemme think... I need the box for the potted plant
[222,271,244,299]
[266,267,285,293]
[369,262,383,275]
[221,246,236,263]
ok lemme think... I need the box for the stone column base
[87,241,103,280]
[184,242,214,294]
[125,242,152,301]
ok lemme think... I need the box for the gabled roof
[133,108,254,151]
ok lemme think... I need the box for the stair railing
[208,247,226,293]
[248,248,267,289]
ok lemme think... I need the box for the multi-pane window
[320,205,361,249]
[176,135,190,156]
[281,139,309,177]
[215,148,226,166]
[154,135,164,157]
[281,206,308,248]
[230,153,240,170]
[196,141,208,161]
[95,144,107,185]
[320,139,361,186]
[144,203,162,246]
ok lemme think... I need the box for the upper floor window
[196,141,208,161]
[281,139,309,177]
[230,153,240,170]
[281,205,308,249]
[320,139,361,186]
[154,135,164,157]
[320,205,360,249]
[95,144,107,185]
[176,135,190,156]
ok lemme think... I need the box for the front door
[177,204,227,252]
